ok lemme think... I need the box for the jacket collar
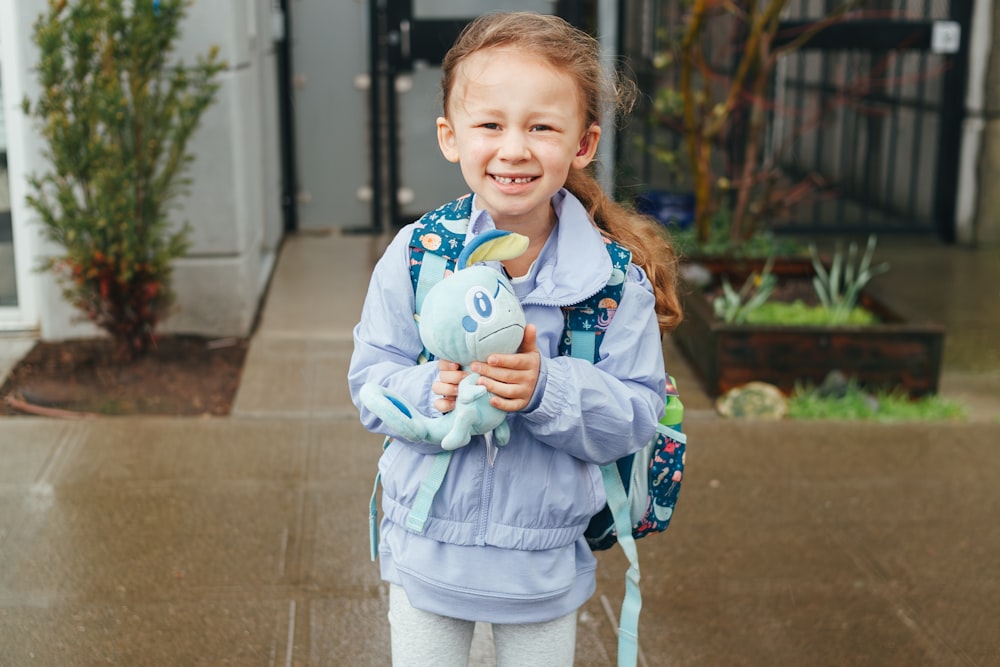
[467,189,612,306]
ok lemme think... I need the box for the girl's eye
[530,125,552,132]
[480,123,500,130]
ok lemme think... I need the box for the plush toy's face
[418,266,526,366]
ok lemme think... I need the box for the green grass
[788,382,968,422]
[744,300,878,326]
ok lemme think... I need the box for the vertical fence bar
[933,0,972,242]
[815,0,833,227]
[884,12,904,223]
[835,51,856,227]
[905,0,932,225]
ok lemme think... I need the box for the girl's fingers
[437,330,540,412]
[434,396,456,413]
[474,356,539,385]
[435,360,468,395]
[434,359,466,412]
[477,373,534,411]
[432,379,459,397]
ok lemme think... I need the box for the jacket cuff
[522,354,549,414]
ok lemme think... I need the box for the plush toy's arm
[439,373,503,450]
[359,383,429,442]
[456,378,488,403]
[360,376,507,451]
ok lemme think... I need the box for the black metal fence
[618,0,972,240]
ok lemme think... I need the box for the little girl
[349,11,682,666]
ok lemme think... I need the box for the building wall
[9,0,283,340]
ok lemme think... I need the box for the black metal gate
[777,0,972,240]
[619,0,973,240]
[366,1,467,231]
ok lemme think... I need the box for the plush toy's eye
[466,287,494,323]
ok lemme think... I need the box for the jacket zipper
[519,287,605,309]
[489,261,611,310]
[476,443,495,545]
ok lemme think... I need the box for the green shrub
[744,300,878,326]
[809,235,890,325]
[669,207,805,259]
[788,382,967,422]
[712,255,777,324]
[23,0,224,360]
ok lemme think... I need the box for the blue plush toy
[359,230,529,451]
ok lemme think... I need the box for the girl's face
[436,47,601,232]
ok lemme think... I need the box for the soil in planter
[0,335,248,417]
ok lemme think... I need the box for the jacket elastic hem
[382,496,589,551]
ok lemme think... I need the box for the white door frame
[0,0,40,332]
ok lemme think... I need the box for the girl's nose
[498,131,530,161]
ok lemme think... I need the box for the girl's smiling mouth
[491,174,538,185]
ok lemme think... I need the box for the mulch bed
[0,335,248,417]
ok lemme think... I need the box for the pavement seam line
[34,422,84,486]
[285,599,296,667]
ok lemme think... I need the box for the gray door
[289,1,371,230]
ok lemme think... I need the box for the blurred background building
[0,0,995,340]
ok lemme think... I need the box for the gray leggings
[388,584,577,667]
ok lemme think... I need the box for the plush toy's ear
[457,230,529,268]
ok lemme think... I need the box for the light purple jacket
[348,190,666,621]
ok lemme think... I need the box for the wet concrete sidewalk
[2,415,998,665]
[0,233,998,665]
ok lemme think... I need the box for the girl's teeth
[495,176,533,184]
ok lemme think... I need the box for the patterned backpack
[372,195,687,666]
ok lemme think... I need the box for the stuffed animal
[359,230,529,451]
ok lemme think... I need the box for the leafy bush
[669,207,806,259]
[712,255,777,323]
[809,235,890,325]
[23,0,224,360]
[650,0,851,246]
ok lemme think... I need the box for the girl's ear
[437,117,460,163]
[571,124,602,169]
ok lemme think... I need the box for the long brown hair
[441,12,682,331]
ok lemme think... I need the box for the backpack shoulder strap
[560,238,646,667]
[408,195,473,314]
[559,238,632,363]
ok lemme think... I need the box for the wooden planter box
[672,261,946,398]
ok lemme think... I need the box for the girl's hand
[471,324,540,412]
[432,360,467,413]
